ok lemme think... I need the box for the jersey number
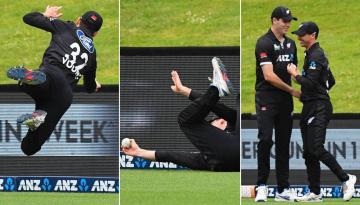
[62,42,88,80]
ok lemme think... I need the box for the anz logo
[276,54,294,62]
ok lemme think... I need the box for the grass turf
[0,0,118,84]
[0,192,118,205]
[242,198,360,204]
[242,0,360,113]
[121,169,240,205]
[120,0,240,47]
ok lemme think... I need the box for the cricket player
[6,6,102,155]
[288,21,356,202]
[254,6,300,202]
[122,58,240,172]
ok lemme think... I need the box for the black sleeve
[255,38,273,67]
[295,53,326,89]
[155,151,209,170]
[83,55,97,93]
[23,12,66,33]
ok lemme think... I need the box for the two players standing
[254,6,357,202]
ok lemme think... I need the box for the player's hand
[171,70,184,94]
[287,63,299,77]
[43,5,63,19]
[95,79,101,92]
[291,89,301,98]
[122,139,140,157]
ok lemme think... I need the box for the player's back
[23,12,97,88]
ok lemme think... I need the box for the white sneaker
[343,174,357,201]
[295,192,322,202]
[275,188,296,202]
[255,185,268,202]
[210,57,234,97]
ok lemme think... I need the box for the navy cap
[81,11,103,34]
[271,6,297,21]
[292,21,319,37]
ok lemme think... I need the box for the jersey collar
[305,42,320,55]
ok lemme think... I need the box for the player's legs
[274,105,292,192]
[179,122,239,171]
[178,86,220,126]
[306,101,348,182]
[21,91,72,155]
[189,90,238,128]
[300,113,321,195]
[155,151,210,170]
[20,67,73,155]
[256,103,276,186]
[178,86,238,154]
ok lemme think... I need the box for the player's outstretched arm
[171,70,191,97]
[23,5,63,33]
[122,139,156,161]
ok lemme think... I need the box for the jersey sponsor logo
[287,43,291,48]
[260,52,268,58]
[309,61,316,70]
[76,30,94,53]
[273,44,280,51]
[276,54,292,62]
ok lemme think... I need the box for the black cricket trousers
[19,65,73,156]
[256,98,293,192]
[300,100,348,194]
[156,86,240,171]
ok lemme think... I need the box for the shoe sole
[212,57,234,95]
[274,197,294,202]
[294,199,323,202]
[7,67,46,85]
[17,110,47,131]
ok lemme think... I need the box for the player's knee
[257,138,273,150]
[307,145,326,159]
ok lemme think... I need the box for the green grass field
[121,170,240,205]
[242,0,360,113]
[242,198,360,204]
[0,192,118,205]
[120,0,240,46]
[0,0,118,84]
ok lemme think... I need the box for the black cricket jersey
[23,12,97,92]
[255,29,297,103]
[295,42,333,102]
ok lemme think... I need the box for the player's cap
[271,6,297,21]
[292,21,319,37]
[81,11,103,33]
